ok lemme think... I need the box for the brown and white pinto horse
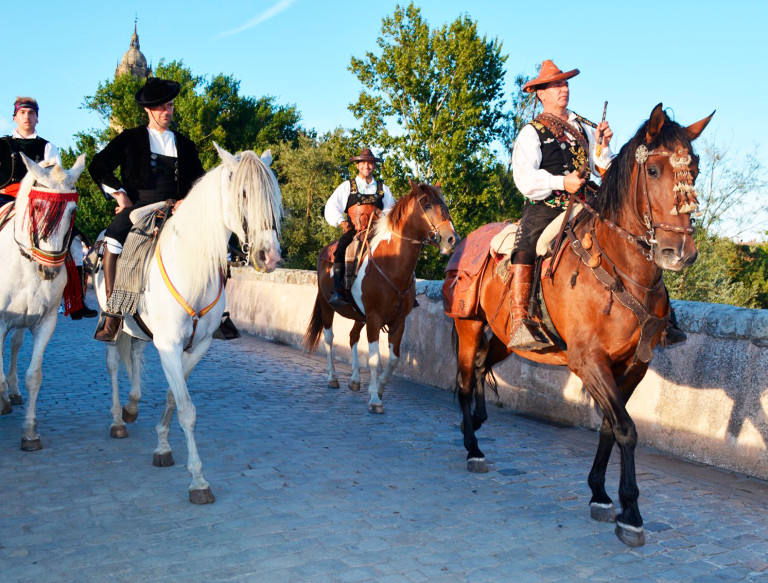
[305,181,458,413]
[452,104,713,547]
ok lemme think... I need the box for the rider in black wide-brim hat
[134,78,180,108]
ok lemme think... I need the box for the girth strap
[566,229,666,364]
[156,246,225,350]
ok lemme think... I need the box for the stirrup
[664,326,687,347]
[93,312,123,344]
[329,290,350,308]
[507,319,554,351]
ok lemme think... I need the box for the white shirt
[102,127,177,197]
[512,110,613,201]
[324,176,395,227]
[12,129,61,166]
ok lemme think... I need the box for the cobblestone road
[2,301,768,582]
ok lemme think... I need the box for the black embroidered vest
[528,119,588,208]
[344,178,385,212]
[2,136,49,186]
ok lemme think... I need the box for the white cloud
[215,0,298,39]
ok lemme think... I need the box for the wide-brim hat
[522,60,579,93]
[135,78,180,107]
[349,148,382,163]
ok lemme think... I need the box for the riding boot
[70,266,98,320]
[505,262,551,351]
[329,263,350,308]
[664,307,687,346]
[94,249,122,343]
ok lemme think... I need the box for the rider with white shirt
[88,78,204,342]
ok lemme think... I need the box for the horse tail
[303,293,324,355]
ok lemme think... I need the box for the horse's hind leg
[455,318,488,473]
[106,342,127,438]
[321,304,339,389]
[21,311,57,451]
[349,321,365,391]
[8,329,25,406]
[122,338,147,423]
[0,327,13,415]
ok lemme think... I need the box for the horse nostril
[447,236,455,246]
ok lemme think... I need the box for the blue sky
[2,0,764,167]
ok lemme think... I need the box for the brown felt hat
[349,148,382,163]
[522,60,580,93]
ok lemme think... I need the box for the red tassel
[63,255,83,316]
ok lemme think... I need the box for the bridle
[582,144,699,264]
[15,188,78,268]
[389,195,452,247]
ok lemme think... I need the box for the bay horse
[305,181,458,413]
[94,144,282,504]
[451,104,713,546]
[0,153,86,449]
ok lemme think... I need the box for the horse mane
[593,111,695,224]
[370,183,448,249]
[160,150,282,293]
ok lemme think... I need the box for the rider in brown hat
[508,60,613,349]
[324,148,395,307]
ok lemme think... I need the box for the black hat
[349,148,382,163]
[135,78,180,107]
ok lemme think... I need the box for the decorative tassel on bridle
[26,188,78,240]
[669,147,699,216]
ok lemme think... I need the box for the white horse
[95,144,281,504]
[0,153,86,449]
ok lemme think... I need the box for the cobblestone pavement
[2,302,768,582]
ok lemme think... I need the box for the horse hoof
[349,381,361,392]
[110,425,128,439]
[590,502,616,523]
[467,458,489,473]
[1,401,12,416]
[368,403,385,414]
[153,452,175,467]
[122,407,138,423]
[328,379,340,389]
[615,522,646,547]
[9,394,23,406]
[21,437,42,451]
[189,487,215,504]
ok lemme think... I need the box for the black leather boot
[329,263,350,308]
[94,250,122,343]
[70,266,98,320]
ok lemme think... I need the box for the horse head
[407,179,459,255]
[14,153,86,278]
[596,104,714,272]
[214,143,283,273]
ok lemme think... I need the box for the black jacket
[88,126,205,202]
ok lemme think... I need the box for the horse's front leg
[21,310,58,451]
[157,337,214,504]
[365,316,384,414]
[106,342,127,438]
[588,416,616,522]
[375,322,405,403]
[455,319,488,473]
[0,327,12,415]
[7,328,25,406]
[348,321,365,392]
[122,338,147,423]
[578,359,646,547]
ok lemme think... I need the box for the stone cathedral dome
[115,23,151,79]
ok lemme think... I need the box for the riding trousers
[513,200,565,261]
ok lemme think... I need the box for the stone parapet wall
[226,267,768,480]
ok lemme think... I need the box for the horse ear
[435,180,441,188]
[214,141,238,169]
[20,152,49,183]
[260,149,273,167]
[408,178,422,194]
[646,103,665,142]
[685,110,716,142]
[69,154,86,182]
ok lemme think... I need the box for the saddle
[319,216,379,290]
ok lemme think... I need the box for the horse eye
[425,203,433,210]
[647,167,658,178]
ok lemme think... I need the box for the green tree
[273,129,358,269]
[348,3,521,277]
[64,60,301,241]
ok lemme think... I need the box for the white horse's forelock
[158,150,282,293]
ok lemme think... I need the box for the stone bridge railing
[226,267,768,481]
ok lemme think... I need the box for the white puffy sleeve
[512,124,565,201]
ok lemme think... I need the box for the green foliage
[273,130,358,269]
[348,3,523,277]
[734,241,768,309]
[68,60,301,241]
[665,230,758,308]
